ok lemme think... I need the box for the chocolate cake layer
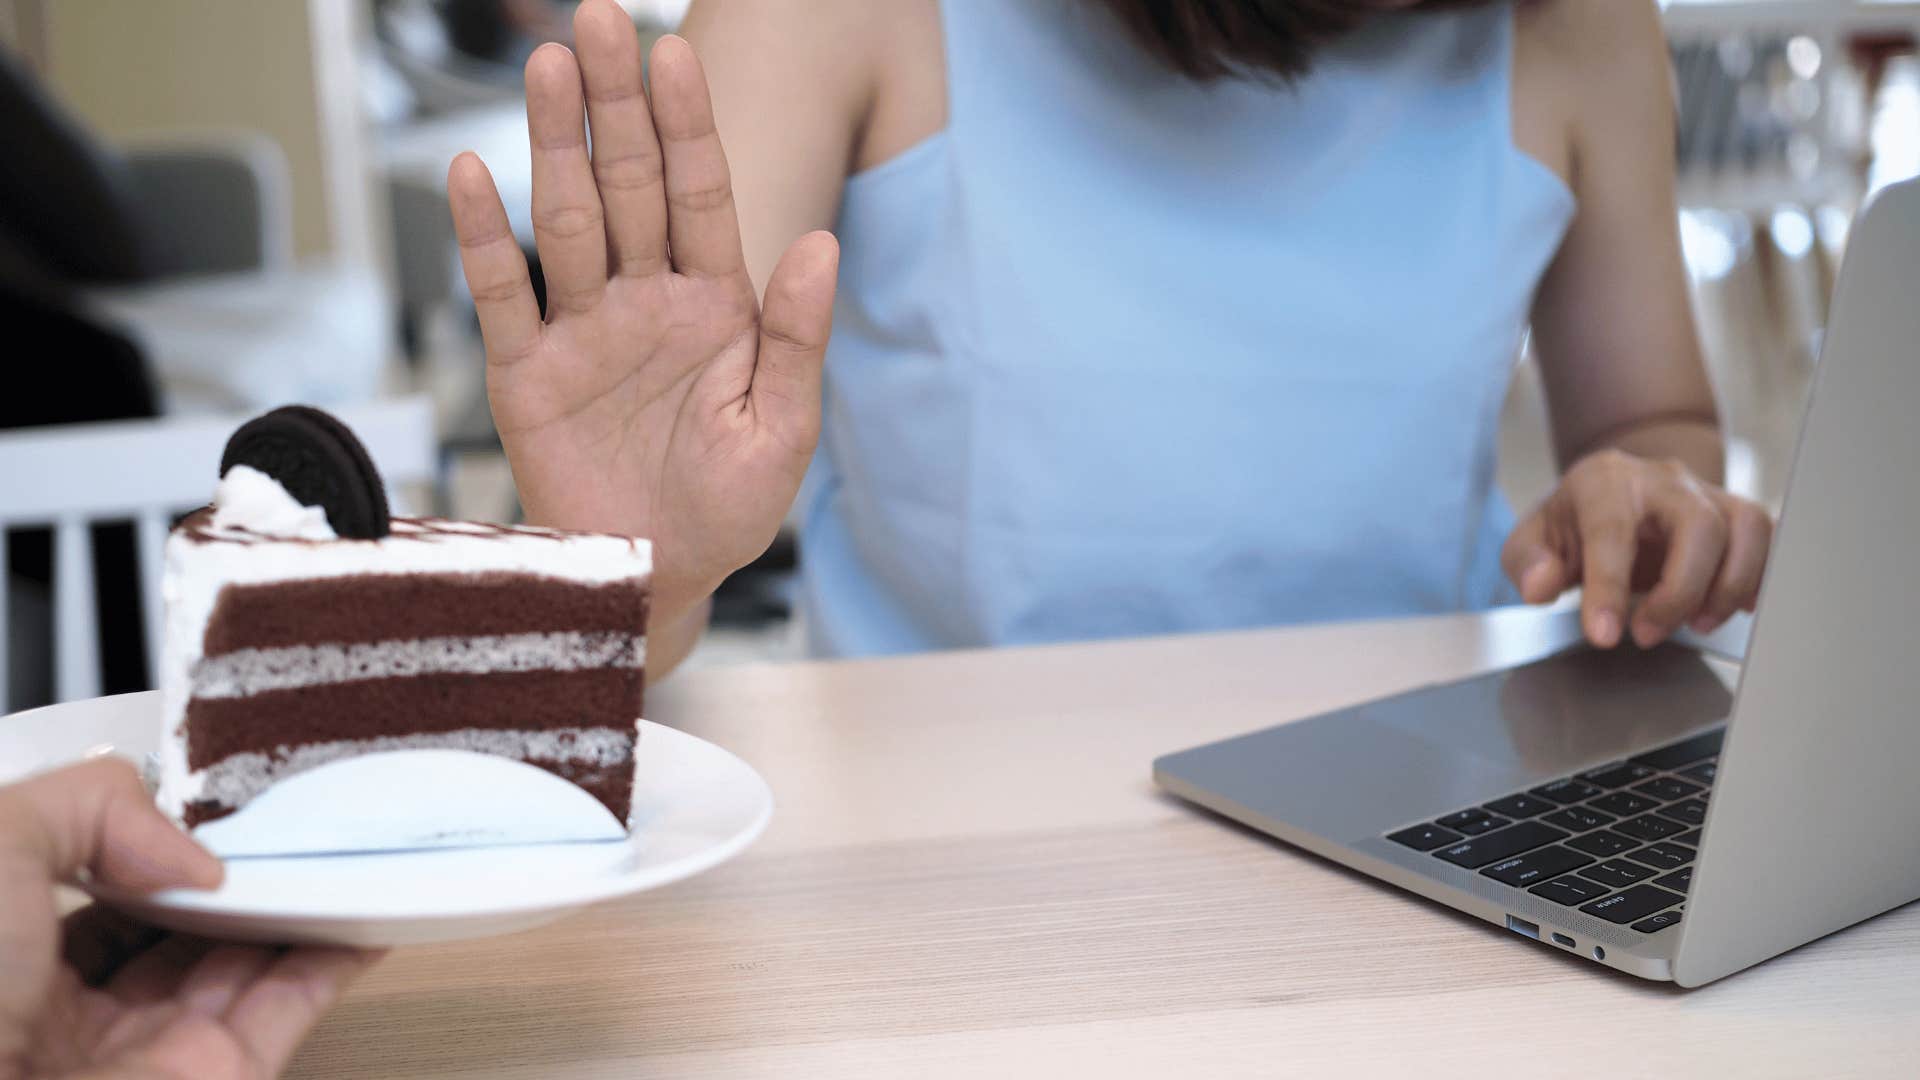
[183,666,643,769]
[201,573,649,655]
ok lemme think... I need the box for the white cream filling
[190,631,645,699]
[189,726,636,814]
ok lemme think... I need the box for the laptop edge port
[1551,932,1576,948]
[1506,914,1540,940]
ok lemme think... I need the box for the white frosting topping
[210,465,337,540]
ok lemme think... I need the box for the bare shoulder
[680,0,944,173]
[681,0,887,98]
[1514,0,1674,189]
[864,0,946,171]
[1517,0,1668,81]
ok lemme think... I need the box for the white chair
[0,395,437,708]
[85,131,393,416]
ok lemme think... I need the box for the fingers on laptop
[1630,480,1730,648]
[1690,493,1774,634]
[1503,451,1777,650]
[1501,511,1570,607]
[1576,501,1637,649]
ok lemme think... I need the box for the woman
[446,0,1774,677]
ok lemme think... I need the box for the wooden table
[287,608,1920,1078]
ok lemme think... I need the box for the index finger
[1575,505,1636,649]
[220,947,385,1076]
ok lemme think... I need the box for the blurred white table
[1663,0,1920,35]
[286,606,1920,1079]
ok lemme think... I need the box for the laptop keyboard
[1385,726,1723,935]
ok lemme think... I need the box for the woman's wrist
[648,570,719,637]
[1573,414,1725,487]
[644,592,714,681]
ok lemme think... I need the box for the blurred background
[0,0,1915,710]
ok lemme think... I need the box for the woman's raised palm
[447,1,837,618]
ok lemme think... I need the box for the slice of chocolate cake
[155,407,650,842]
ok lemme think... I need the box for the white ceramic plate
[0,692,772,946]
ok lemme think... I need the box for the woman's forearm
[1524,4,1727,496]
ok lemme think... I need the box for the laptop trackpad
[1366,644,1733,772]
[1160,644,1735,844]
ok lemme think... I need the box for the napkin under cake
[155,406,650,832]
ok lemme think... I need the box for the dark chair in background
[0,44,394,709]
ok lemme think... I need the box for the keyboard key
[1541,806,1616,833]
[1633,910,1684,933]
[1484,793,1554,819]
[1654,867,1693,893]
[1580,859,1655,888]
[1388,824,1465,851]
[1532,778,1603,805]
[1568,830,1637,857]
[1433,820,1568,869]
[1672,828,1704,847]
[1627,842,1694,871]
[1589,791,1659,817]
[1531,874,1611,906]
[1581,884,1685,924]
[1583,762,1658,788]
[1436,809,1507,835]
[1656,799,1709,827]
[1482,845,1593,887]
[1617,814,1686,842]
[1631,727,1726,770]
[1678,761,1718,785]
[1633,777,1704,802]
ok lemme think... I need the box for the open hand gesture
[448,1,839,621]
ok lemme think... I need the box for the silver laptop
[1154,176,1920,986]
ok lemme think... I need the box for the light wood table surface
[287,607,1920,1078]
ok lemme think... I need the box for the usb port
[1506,915,1540,939]
[1552,933,1576,948]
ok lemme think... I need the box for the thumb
[0,749,222,891]
[0,758,223,1061]
[1502,504,1570,604]
[751,230,839,451]
[0,757,223,894]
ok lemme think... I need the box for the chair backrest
[0,395,438,707]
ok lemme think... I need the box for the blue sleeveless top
[799,0,1575,657]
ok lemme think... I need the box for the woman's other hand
[1502,449,1775,649]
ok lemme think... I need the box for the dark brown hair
[1087,1,1461,81]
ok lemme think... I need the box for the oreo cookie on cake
[218,405,392,539]
[156,406,652,853]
